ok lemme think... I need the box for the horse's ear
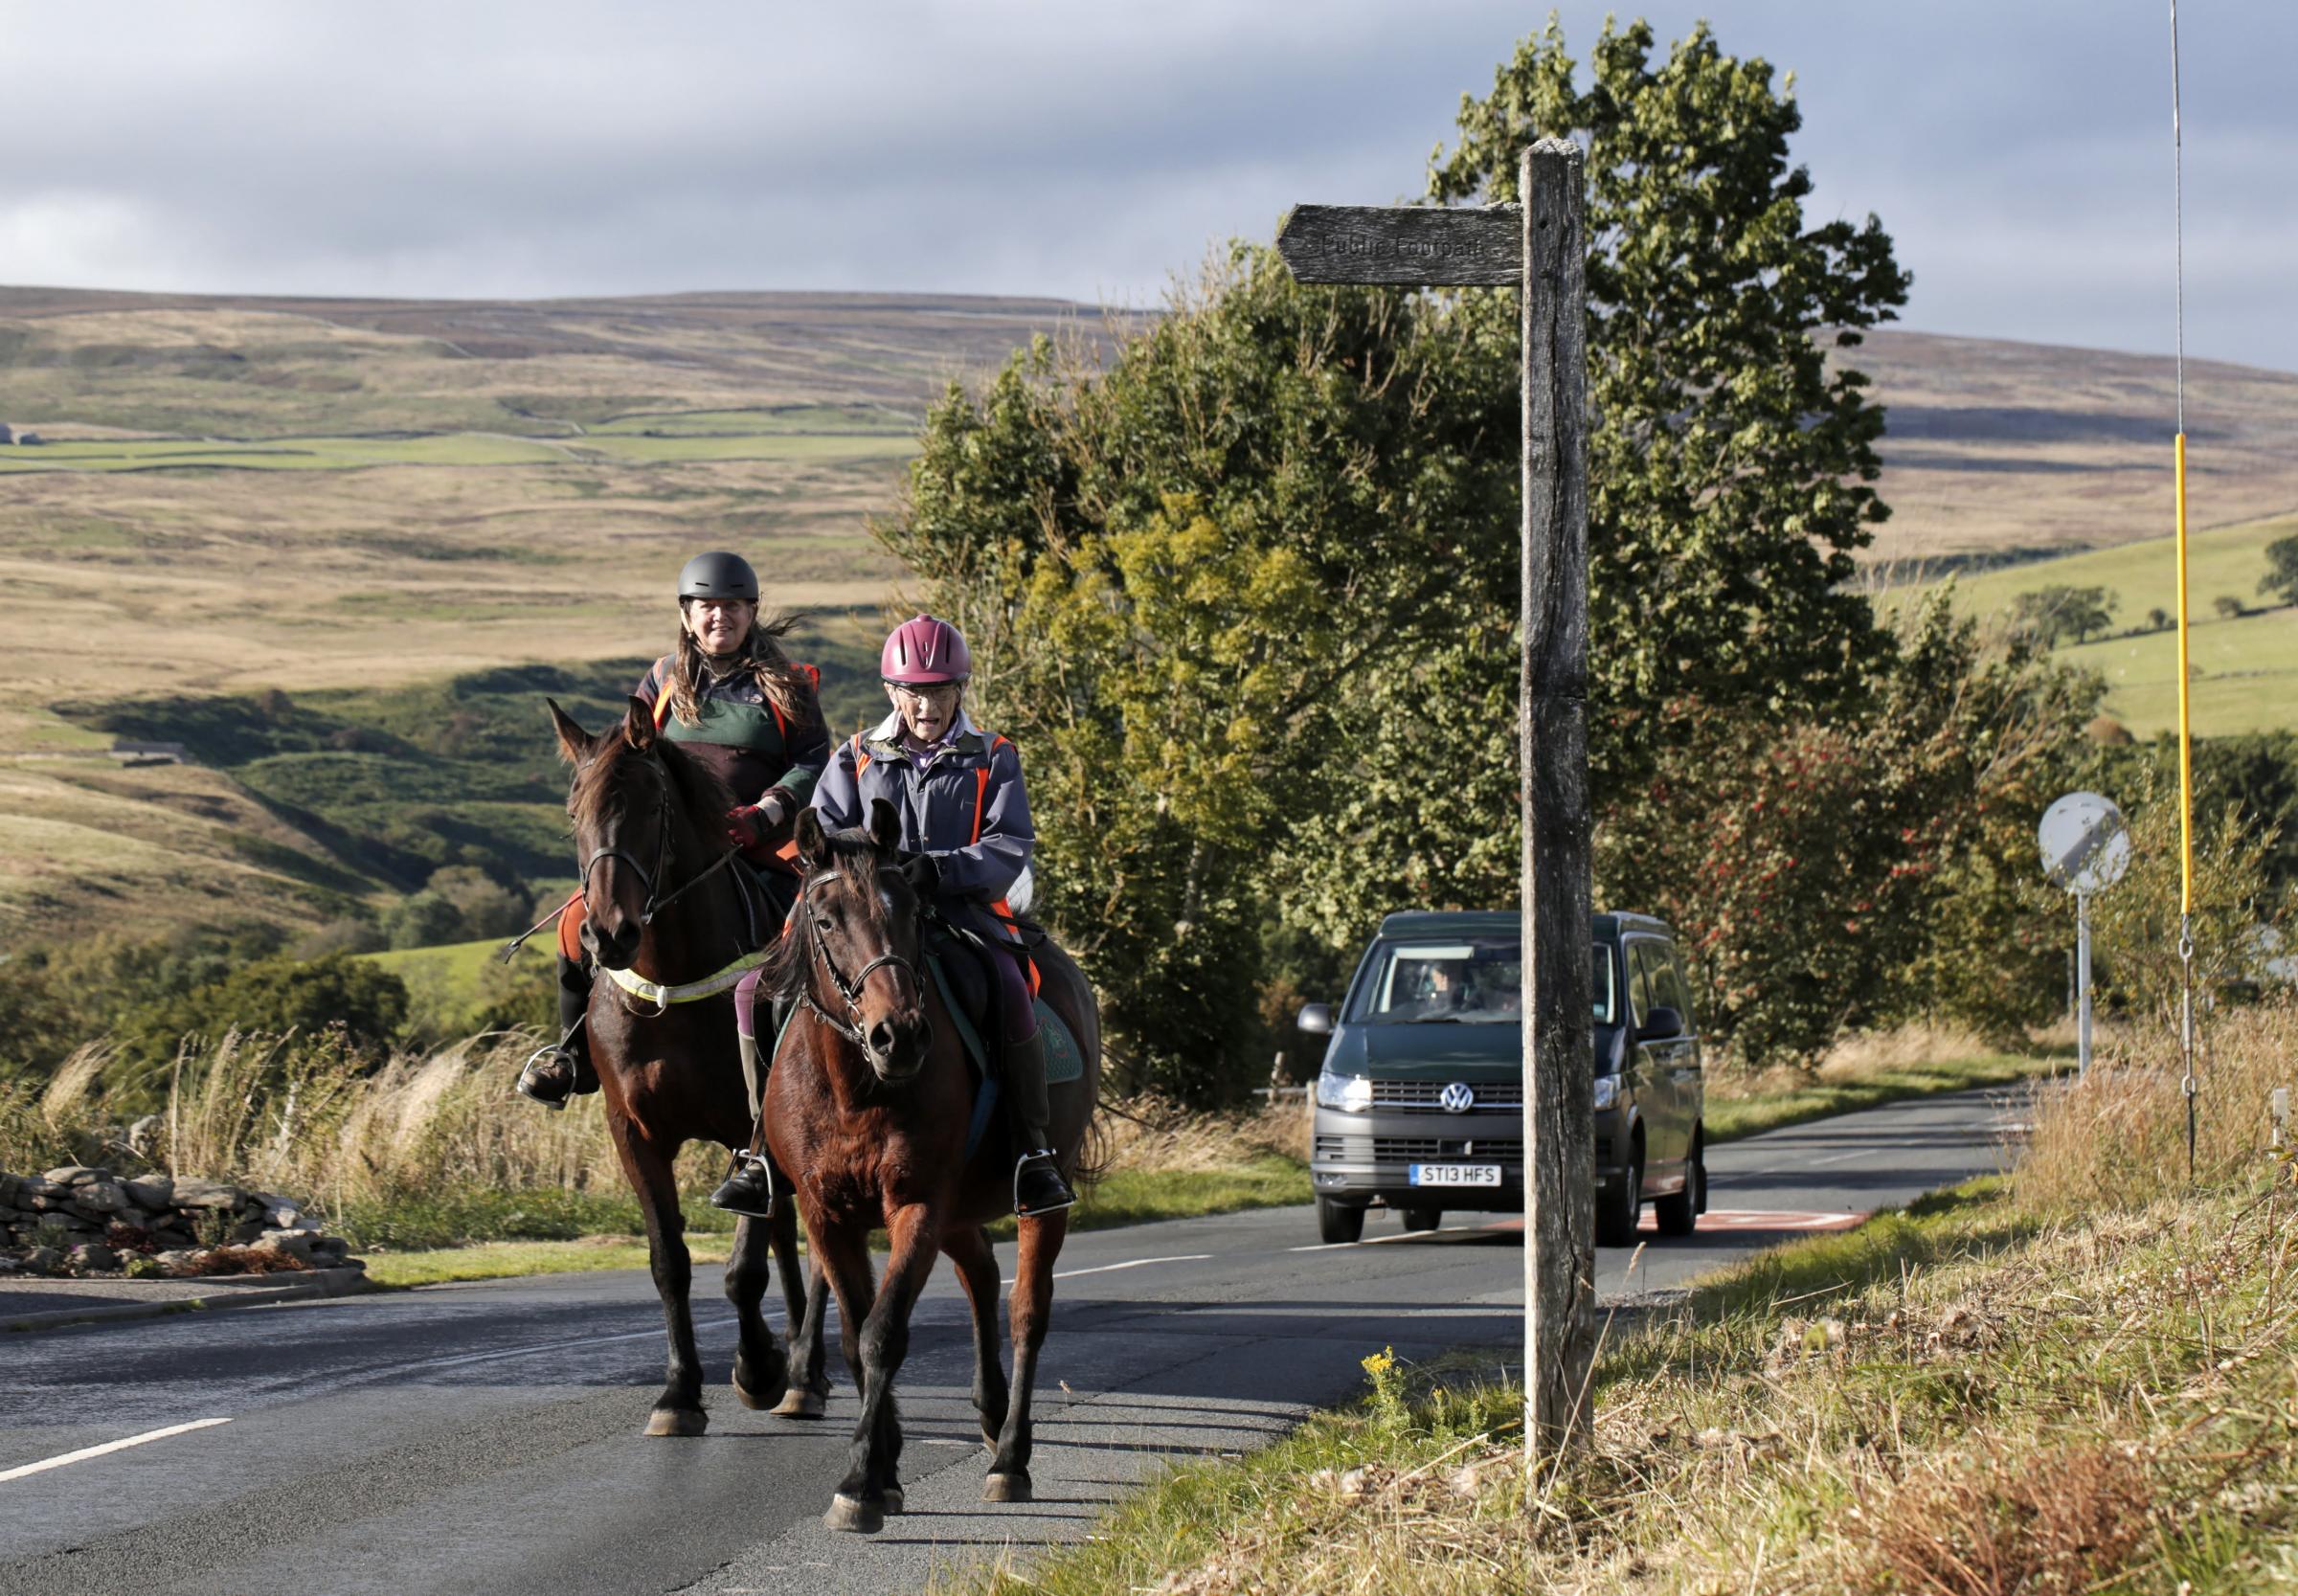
[794,807,828,871]
[622,695,656,752]
[547,698,594,765]
[866,797,901,855]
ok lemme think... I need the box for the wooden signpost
[1277,140,1595,1452]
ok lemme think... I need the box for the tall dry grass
[4,1026,1310,1242]
[8,1026,632,1214]
[2016,997,2298,1211]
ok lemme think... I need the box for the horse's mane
[570,726,736,841]
[759,824,886,1000]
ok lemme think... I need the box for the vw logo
[1439,1082,1476,1114]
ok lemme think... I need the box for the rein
[794,868,927,1049]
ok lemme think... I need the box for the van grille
[1316,1134,1522,1164]
[1370,1079,1524,1112]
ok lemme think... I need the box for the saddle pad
[1036,999,1083,1086]
[920,946,1083,1089]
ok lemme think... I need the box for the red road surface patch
[1653,1208,1869,1233]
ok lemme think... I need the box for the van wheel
[1317,1198,1365,1245]
[1594,1151,1642,1247]
[1654,1135,1702,1238]
[1400,1206,1441,1233]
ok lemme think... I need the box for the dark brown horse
[548,696,824,1436]
[765,800,1102,1534]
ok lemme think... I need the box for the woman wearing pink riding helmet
[710,613,1072,1218]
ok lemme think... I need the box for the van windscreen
[1346,940,1615,1025]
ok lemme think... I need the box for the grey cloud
[0,0,2289,365]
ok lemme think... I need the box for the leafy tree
[422,865,529,940]
[2145,606,2171,632]
[119,953,408,1067]
[1429,16,1909,743]
[383,890,465,951]
[2261,534,2298,607]
[2012,585,2117,647]
[2214,595,2245,621]
[1598,596,2098,1064]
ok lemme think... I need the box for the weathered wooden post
[1277,138,1594,1453]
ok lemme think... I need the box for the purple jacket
[810,710,1035,905]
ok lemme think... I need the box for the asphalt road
[0,1087,2025,1596]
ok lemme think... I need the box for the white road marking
[0,1417,232,1483]
[1005,1253,1214,1286]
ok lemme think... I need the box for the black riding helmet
[677,551,759,603]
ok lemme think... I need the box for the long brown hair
[667,607,818,731]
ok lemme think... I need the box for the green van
[1299,910,1707,1246]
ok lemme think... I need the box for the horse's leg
[726,1214,788,1411]
[810,1220,890,1532]
[985,1207,1069,1502]
[772,1207,834,1418]
[822,1204,938,1535]
[941,1225,1010,1450]
[613,1118,709,1437]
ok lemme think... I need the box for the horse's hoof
[733,1369,789,1411]
[882,1486,906,1515]
[982,1471,1032,1504]
[822,1494,885,1535]
[773,1387,826,1419]
[644,1407,709,1438]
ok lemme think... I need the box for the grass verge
[963,1173,2297,1594]
[952,1006,2298,1594]
[353,1158,1313,1288]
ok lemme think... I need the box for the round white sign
[2038,791,2130,894]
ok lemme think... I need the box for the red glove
[725,793,791,856]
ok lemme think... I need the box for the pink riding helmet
[880,613,973,685]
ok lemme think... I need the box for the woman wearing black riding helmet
[517,551,830,1106]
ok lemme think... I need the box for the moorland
[3,284,2295,954]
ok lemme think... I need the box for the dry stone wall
[0,1165,362,1279]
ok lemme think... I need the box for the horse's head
[551,695,702,971]
[787,797,932,1084]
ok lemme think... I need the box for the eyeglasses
[886,682,961,706]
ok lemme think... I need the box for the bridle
[795,867,925,1050]
[579,747,739,933]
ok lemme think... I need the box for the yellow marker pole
[2175,431,2194,914]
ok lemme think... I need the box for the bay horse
[766,800,1102,1534]
[548,695,825,1437]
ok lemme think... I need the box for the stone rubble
[0,1164,364,1280]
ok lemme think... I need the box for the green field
[587,404,913,436]
[0,424,919,474]
[1920,509,2298,736]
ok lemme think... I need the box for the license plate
[1408,1163,1501,1188]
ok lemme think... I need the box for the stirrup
[1013,1149,1075,1218]
[516,1044,574,1111]
[710,1150,779,1220]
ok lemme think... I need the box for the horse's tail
[1071,1110,1115,1193]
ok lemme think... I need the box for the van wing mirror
[1296,1002,1334,1036]
[1637,1005,1684,1042]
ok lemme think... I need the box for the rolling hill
[2,285,2292,951]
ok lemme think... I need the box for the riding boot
[517,955,597,1109]
[710,1025,779,1219]
[1003,1029,1075,1217]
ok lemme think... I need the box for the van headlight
[1591,1073,1620,1112]
[1316,1069,1373,1113]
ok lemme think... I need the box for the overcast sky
[1,2,2288,368]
